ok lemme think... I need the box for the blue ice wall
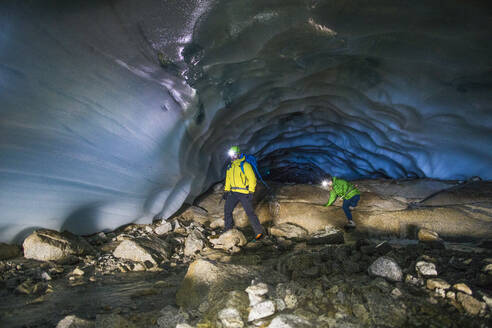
[1,0,491,242]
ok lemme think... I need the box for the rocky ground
[0,179,492,327]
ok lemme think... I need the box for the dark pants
[224,192,263,235]
[342,194,360,221]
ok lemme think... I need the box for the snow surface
[0,0,491,242]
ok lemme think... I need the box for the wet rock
[156,305,188,328]
[113,235,169,266]
[269,223,308,239]
[415,261,438,276]
[368,256,403,282]
[154,222,173,235]
[248,300,275,322]
[453,283,472,295]
[72,267,85,276]
[184,230,205,257]
[41,272,52,281]
[23,229,95,262]
[56,315,94,328]
[427,278,450,290]
[245,282,269,306]
[267,314,312,328]
[210,229,247,253]
[95,313,136,328]
[418,228,441,242]
[218,308,244,328]
[307,227,344,245]
[176,259,264,310]
[457,293,484,316]
[0,243,22,260]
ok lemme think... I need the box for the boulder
[176,259,283,310]
[113,235,169,266]
[184,230,205,257]
[269,223,308,239]
[210,229,247,253]
[0,242,22,260]
[56,315,94,328]
[23,229,95,262]
[368,256,403,282]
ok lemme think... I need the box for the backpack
[240,154,269,189]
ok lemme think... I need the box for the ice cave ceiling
[0,0,491,243]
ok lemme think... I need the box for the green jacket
[324,177,360,206]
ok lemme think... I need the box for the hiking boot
[347,220,356,227]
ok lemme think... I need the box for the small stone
[482,263,492,273]
[41,272,52,281]
[427,278,450,290]
[218,308,244,328]
[416,261,437,276]
[248,300,276,322]
[176,324,194,328]
[453,283,472,295]
[56,315,94,328]
[405,274,422,286]
[155,222,173,235]
[246,282,269,306]
[275,299,286,312]
[89,276,96,282]
[418,228,440,242]
[284,293,298,309]
[447,291,456,300]
[435,288,446,298]
[267,314,312,328]
[72,267,85,276]
[391,288,402,298]
[457,293,484,316]
[368,256,403,282]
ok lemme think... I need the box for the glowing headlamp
[321,180,329,187]
[228,149,236,157]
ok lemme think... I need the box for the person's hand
[222,192,230,200]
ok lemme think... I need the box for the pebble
[416,261,437,276]
[427,278,450,290]
[453,283,472,295]
[218,308,244,328]
[248,300,276,322]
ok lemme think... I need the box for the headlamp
[228,149,236,157]
[321,180,329,187]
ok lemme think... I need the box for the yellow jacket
[224,157,256,194]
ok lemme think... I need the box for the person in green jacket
[324,176,361,227]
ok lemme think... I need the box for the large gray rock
[368,256,403,282]
[307,227,344,245]
[23,229,95,262]
[269,223,308,239]
[113,235,169,266]
[0,242,22,260]
[210,229,247,253]
[176,259,284,311]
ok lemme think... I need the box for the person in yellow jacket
[223,146,264,240]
